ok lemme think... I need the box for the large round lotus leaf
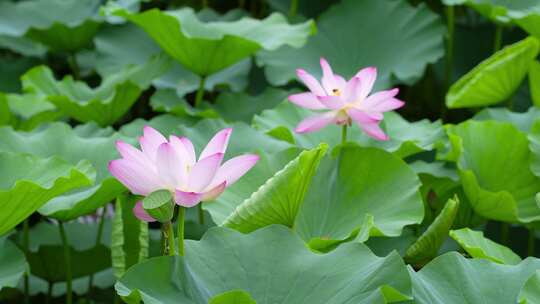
[0,123,124,221]
[0,237,28,290]
[0,152,94,235]
[256,0,445,88]
[293,145,424,251]
[410,252,540,303]
[108,6,314,76]
[116,225,412,304]
[21,54,171,126]
[450,228,522,265]
[0,0,102,52]
[447,120,540,223]
[254,101,444,158]
[92,23,251,96]
[446,37,540,109]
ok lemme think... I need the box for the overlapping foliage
[2,0,540,303]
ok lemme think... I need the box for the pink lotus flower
[288,58,405,141]
[109,126,259,222]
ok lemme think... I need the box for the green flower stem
[45,282,53,304]
[198,204,205,225]
[87,208,107,299]
[529,227,536,257]
[23,219,29,304]
[58,222,72,304]
[161,221,176,256]
[493,24,503,53]
[194,76,207,108]
[177,206,185,256]
[289,0,299,17]
[341,124,348,145]
[444,5,455,91]
[67,53,80,80]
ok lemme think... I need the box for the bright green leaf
[21,54,171,126]
[446,37,540,109]
[112,194,148,279]
[410,252,540,304]
[223,144,327,232]
[116,225,412,304]
[405,197,459,265]
[109,6,314,76]
[295,145,424,251]
[530,61,540,108]
[450,228,522,265]
[0,123,124,221]
[447,120,540,223]
[0,152,94,235]
[209,290,256,304]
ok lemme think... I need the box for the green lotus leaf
[0,152,94,235]
[0,0,103,52]
[208,147,301,225]
[254,101,444,158]
[209,290,256,304]
[213,88,290,123]
[473,107,540,132]
[450,228,522,265]
[116,225,412,304]
[447,120,540,223]
[410,252,540,303]
[256,0,445,88]
[21,54,171,126]
[0,237,28,290]
[149,89,218,119]
[92,23,252,96]
[519,270,540,304]
[446,37,540,109]
[0,94,10,126]
[112,194,148,279]
[15,220,111,282]
[411,161,484,230]
[5,92,61,131]
[108,6,315,76]
[404,197,459,265]
[0,35,46,57]
[222,144,327,232]
[294,145,424,251]
[530,61,540,108]
[442,0,540,23]
[0,123,124,221]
